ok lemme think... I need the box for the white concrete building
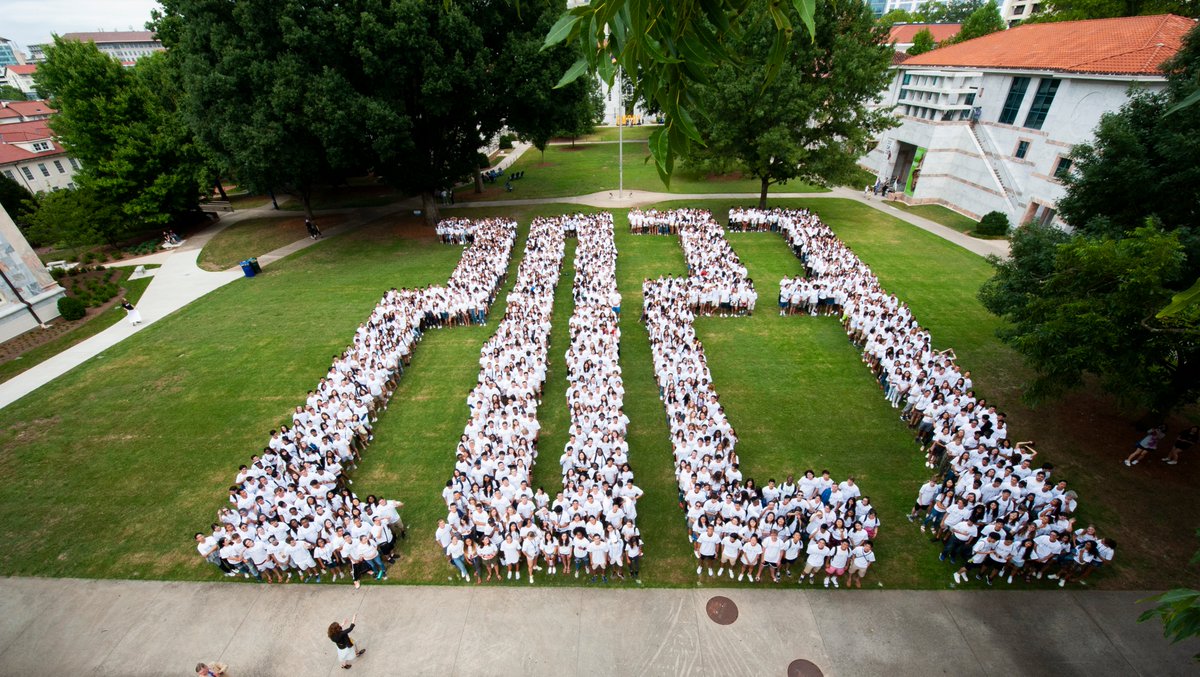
[863,14,1195,227]
[999,0,1045,26]
[0,203,65,342]
[29,31,163,64]
[0,65,38,99]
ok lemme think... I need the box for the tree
[153,0,363,223]
[945,0,1005,43]
[978,26,1200,418]
[33,38,206,233]
[924,0,986,22]
[0,175,33,224]
[880,9,926,24]
[545,0,820,187]
[22,187,123,247]
[1022,0,1197,23]
[1139,530,1200,662]
[0,84,26,101]
[907,28,937,55]
[686,0,895,208]
[500,0,605,161]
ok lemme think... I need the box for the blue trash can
[249,257,262,274]
[240,260,256,278]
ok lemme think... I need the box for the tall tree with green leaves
[685,0,894,207]
[907,28,938,55]
[0,175,33,225]
[0,84,26,101]
[153,0,363,223]
[924,0,986,22]
[946,0,1005,42]
[32,39,205,236]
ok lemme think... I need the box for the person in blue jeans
[446,533,470,582]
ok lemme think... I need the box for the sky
[0,0,162,53]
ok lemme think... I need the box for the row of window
[998,76,1059,130]
[3,157,79,182]
[1009,139,1072,179]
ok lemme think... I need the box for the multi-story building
[0,37,25,67]
[999,0,1044,26]
[0,104,80,193]
[0,65,39,99]
[862,14,1195,228]
[0,203,66,342]
[28,31,163,64]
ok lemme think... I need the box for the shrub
[58,296,86,321]
[50,268,66,281]
[477,152,492,169]
[976,211,1010,236]
[498,133,515,150]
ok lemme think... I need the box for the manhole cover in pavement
[705,595,738,625]
[786,659,824,677]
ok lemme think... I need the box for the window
[998,77,1030,125]
[31,141,50,151]
[1053,156,1072,180]
[69,158,80,170]
[1023,78,1060,130]
[899,88,908,100]
[1015,140,1030,159]
[902,72,912,85]
[53,160,65,173]
[38,163,49,177]
[964,92,976,105]
[2,169,12,180]
[21,166,33,180]
[1013,4,1025,13]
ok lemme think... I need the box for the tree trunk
[421,191,440,227]
[758,176,770,209]
[300,189,315,223]
[475,170,484,194]
[214,178,229,201]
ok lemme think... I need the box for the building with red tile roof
[0,101,79,193]
[888,23,961,52]
[862,14,1195,229]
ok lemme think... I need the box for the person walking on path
[305,218,322,240]
[1163,425,1199,465]
[328,614,366,670]
[121,298,143,326]
[1124,426,1166,466]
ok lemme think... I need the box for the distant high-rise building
[0,38,24,67]
[28,30,163,64]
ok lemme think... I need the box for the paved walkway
[0,577,1193,676]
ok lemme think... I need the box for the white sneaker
[953,572,961,584]
[1007,575,1013,584]
[529,576,534,585]
[717,568,724,577]
[696,566,702,575]
[1047,574,1058,580]
[1058,579,1066,587]
[515,572,521,580]
[1036,572,1043,580]
[708,568,714,577]
[832,578,839,588]
[507,571,512,580]
[823,577,830,588]
[729,569,734,579]
[738,573,744,581]
[464,575,471,582]
[1123,460,1131,466]
[575,571,579,579]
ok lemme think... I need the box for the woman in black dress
[328,614,365,670]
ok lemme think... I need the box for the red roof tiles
[889,23,962,45]
[903,14,1196,75]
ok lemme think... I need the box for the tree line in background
[8,0,603,242]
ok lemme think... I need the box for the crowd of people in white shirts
[728,207,1114,587]
[435,214,649,585]
[639,208,878,587]
[195,219,518,587]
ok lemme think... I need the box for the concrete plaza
[0,577,1195,676]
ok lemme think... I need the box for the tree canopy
[32,39,206,239]
[907,28,937,55]
[978,24,1200,419]
[1022,0,1198,23]
[945,0,1005,43]
[0,175,33,225]
[686,0,894,207]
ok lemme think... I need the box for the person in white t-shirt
[758,531,786,583]
[847,543,875,588]
[738,535,763,582]
[500,534,522,581]
[802,538,832,584]
[717,533,742,579]
[696,525,721,577]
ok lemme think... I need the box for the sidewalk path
[0,577,1193,676]
[0,201,405,411]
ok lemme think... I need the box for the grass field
[457,142,826,202]
[1,198,1196,591]
[884,201,1007,240]
[198,215,349,271]
[556,125,661,143]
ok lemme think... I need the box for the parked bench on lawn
[199,201,233,213]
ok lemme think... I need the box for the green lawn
[198,215,347,271]
[0,272,152,385]
[884,201,1003,240]
[457,142,827,202]
[556,125,661,143]
[0,199,1194,589]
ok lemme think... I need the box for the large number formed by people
[435,213,647,585]
[194,219,518,587]
[729,207,1114,588]
[635,208,878,588]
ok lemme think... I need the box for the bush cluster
[976,211,1010,236]
[57,296,86,321]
